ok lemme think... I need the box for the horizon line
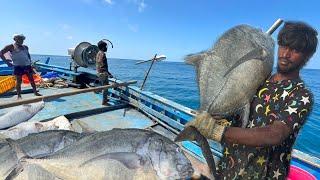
[30,53,320,70]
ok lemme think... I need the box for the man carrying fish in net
[176,21,317,179]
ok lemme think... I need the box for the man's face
[277,46,308,74]
[14,37,24,46]
[102,45,107,52]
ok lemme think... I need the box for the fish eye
[176,147,182,153]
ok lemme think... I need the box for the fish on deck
[7,128,194,180]
[0,130,83,177]
[0,116,73,140]
[0,101,45,130]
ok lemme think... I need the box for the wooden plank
[0,80,137,109]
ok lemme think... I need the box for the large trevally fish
[0,130,83,177]
[187,25,274,127]
[8,129,194,180]
[0,116,73,140]
[0,101,45,130]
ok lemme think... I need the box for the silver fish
[186,25,274,127]
[8,128,194,180]
[0,130,83,177]
[0,101,45,130]
[0,116,73,140]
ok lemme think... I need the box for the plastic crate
[0,76,16,94]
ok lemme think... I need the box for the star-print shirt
[217,78,313,180]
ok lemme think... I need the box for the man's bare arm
[0,45,13,66]
[223,121,291,147]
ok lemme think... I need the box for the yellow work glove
[186,112,226,142]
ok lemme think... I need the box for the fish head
[143,134,194,179]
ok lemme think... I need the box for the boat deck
[0,86,154,131]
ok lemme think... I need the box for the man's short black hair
[97,40,107,50]
[278,21,318,58]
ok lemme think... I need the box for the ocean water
[32,55,320,158]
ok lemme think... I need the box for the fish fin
[184,51,206,66]
[223,48,267,77]
[5,162,24,180]
[73,120,97,133]
[240,102,251,128]
[80,152,146,169]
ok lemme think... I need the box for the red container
[22,74,42,84]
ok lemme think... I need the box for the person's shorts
[13,65,33,76]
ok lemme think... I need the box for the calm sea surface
[32,55,320,158]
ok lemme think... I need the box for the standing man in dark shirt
[186,21,317,179]
[96,40,113,105]
[0,34,41,99]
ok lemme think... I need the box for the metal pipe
[140,54,157,90]
[266,18,284,35]
[135,59,153,65]
[0,80,137,109]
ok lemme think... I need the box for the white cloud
[104,0,113,4]
[128,24,139,32]
[138,0,146,12]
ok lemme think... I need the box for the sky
[0,0,320,69]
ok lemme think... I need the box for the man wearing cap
[0,34,41,99]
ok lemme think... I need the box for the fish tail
[5,138,29,159]
[175,126,218,178]
[174,127,196,142]
[5,159,25,180]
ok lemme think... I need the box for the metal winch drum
[68,42,99,68]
